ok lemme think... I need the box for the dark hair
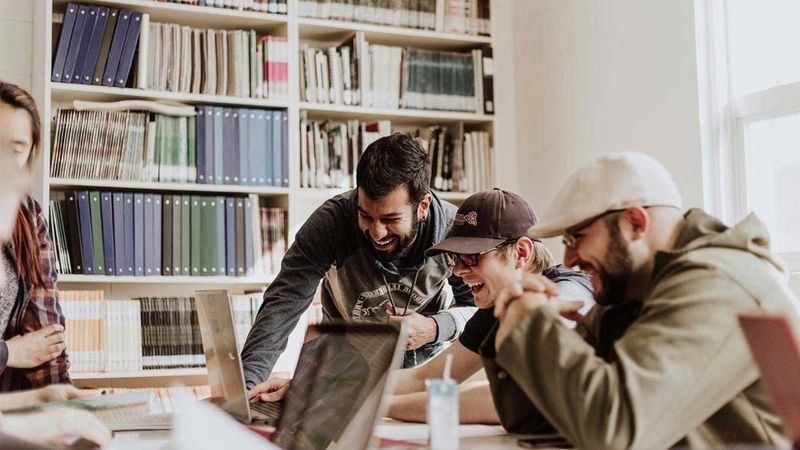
[0,81,44,288]
[356,133,431,204]
[0,81,41,169]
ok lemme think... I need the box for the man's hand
[2,407,112,448]
[493,274,585,351]
[386,306,438,350]
[6,324,66,368]
[248,377,292,402]
[35,384,98,404]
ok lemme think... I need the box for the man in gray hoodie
[242,133,475,397]
[487,152,800,448]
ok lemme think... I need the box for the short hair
[499,239,555,274]
[0,81,41,170]
[356,133,431,204]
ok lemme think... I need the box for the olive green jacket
[481,209,800,449]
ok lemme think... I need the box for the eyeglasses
[444,240,515,268]
[562,209,625,249]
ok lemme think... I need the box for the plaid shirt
[0,196,70,391]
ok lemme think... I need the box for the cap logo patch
[455,211,478,226]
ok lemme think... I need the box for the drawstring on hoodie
[381,265,423,316]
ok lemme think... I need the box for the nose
[564,246,580,269]
[368,221,388,241]
[453,259,470,277]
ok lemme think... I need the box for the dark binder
[216,196,226,275]
[143,193,154,275]
[101,9,131,87]
[51,3,79,83]
[153,194,162,276]
[181,196,191,276]
[92,8,118,85]
[63,190,84,274]
[172,194,182,276]
[133,193,144,276]
[271,110,281,187]
[122,193,135,275]
[112,192,125,275]
[225,197,236,276]
[100,192,116,276]
[237,108,249,186]
[482,46,494,114]
[162,196,173,276]
[235,197,245,276]
[195,107,206,183]
[213,107,224,184]
[281,110,288,186]
[88,191,105,275]
[61,4,90,85]
[69,5,98,84]
[203,106,215,185]
[114,11,143,87]
[190,196,202,276]
[264,109,273,186]
[222,108,237,185]
[80,6,110,84]
[243,196,254,276]
[76,191,94,275]
[253,110,268,185]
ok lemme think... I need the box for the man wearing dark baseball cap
[486,152,800,448]
[386,188,593,426]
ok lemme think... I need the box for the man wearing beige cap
[386,188,593,425]
[484,152,800,448]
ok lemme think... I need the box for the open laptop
[738,313,800,446]
[195,289,408,450]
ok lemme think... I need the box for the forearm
[0,389,41,410]
[391,368,428,395]
[388,382,500,424]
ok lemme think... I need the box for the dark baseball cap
[426,188,539,256]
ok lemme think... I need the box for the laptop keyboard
[250,400,281,419]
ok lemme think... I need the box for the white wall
[0,0,35,90]
[510,0,704,220]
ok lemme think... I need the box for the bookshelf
[32,0,497,388]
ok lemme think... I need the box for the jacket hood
[655,208,787,276]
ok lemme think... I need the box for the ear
[513,237,535,269]
[623,207,650,239]
[417,193,433,220]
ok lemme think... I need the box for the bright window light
[727,0,800,97]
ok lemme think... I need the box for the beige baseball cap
[529,152,682,238]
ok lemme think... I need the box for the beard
[594,219,634,306]
[369,210,422,263]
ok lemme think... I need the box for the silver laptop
[195,289,408,450]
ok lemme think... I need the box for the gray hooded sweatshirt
[242,190,475,388]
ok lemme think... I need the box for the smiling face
[356,186,431,262]
[564,212,634,306]
[452,239,528,309]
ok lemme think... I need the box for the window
[697,0,800,270]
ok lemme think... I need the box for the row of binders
[48,191,288,278]
[300,32,494,113]
[297,0,491,35]
[52,4,144,87]
[142,24,288,100]
[61,291,263,372]
[50,104,289,187]
[147,0,288,14]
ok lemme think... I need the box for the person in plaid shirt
[0,81,70,391]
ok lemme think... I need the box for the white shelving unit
[33,0,496,388]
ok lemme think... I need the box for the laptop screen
[273,323,402,450]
